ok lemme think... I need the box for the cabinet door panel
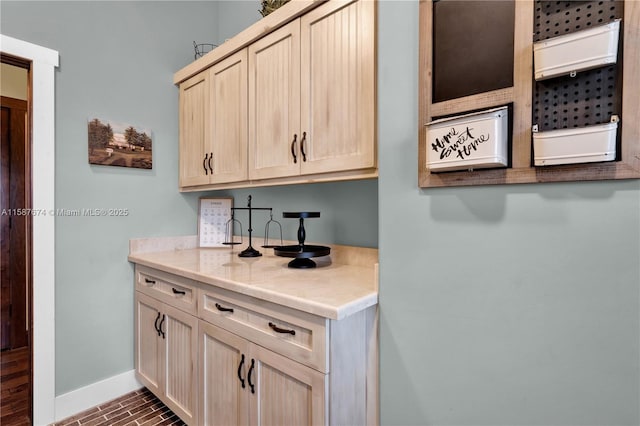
[300,0,376,175]
[135,292,162,396]
[210,50,248,184]
[163,304,198,424]
[200,321,249,426]
[179,72,210,187]
[249,21,301,180]
[250,344,326,426]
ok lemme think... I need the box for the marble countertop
[128,237,378,320]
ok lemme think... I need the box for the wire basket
[193,41,217,60]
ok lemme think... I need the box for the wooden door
[209,49,248,184]
[135,292,163,396]
[300,0,376,175]
[249,343,326,426]
[179,72,210,188]
[1,96,29,351]
[162,304,198,425]
[199,320,249,426]
[248,20,302,180]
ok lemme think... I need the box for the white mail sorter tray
[425,106,509,172]
[533,121,618,166]
[534,19,620,81]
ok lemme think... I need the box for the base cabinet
[134,264,377,426]
[199,320,326,426]
[135,292,198,425]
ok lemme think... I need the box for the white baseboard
[54,370,143,422]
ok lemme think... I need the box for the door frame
[0,34,58,425]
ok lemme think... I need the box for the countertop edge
[128,254,378,321]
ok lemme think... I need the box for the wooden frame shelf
[418,0,640,188]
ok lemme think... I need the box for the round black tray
[274,244,331,268]
[274,244,330,258]
[282,212,320,219]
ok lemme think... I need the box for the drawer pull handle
[268,322,295,336]
[300,131,307,162]
[237,354,246,389]
[144,278,156,284]
[159,314,166,339]
[247,358,255,394]
[172,288,186,296]
[154,312,161,337]
[290,133,298,164]
[215,303,234,313]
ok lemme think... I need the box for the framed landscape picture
[88,117,152,169]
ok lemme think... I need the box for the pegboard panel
[532,0,624,137]
[533,0,624,42]
[533,66,620,129]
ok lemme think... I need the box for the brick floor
[52,388,186,426]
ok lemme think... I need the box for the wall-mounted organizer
[418,0,640,188]
[426,106,509,172]
[533,116,619,166]
[533,19,621,81]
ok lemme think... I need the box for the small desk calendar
[198,197,233,247]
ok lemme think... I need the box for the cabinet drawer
[198,285,328,373]
[135,266,197,314]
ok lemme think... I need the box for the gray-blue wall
[2,1,639,424]
[378,2,639,425]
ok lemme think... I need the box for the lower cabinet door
[199,320,250,426]
[162,304,199,425]
[249,344,327,426]
[135,292,162,396]
[199,319,327,426]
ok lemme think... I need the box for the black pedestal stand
[274,212,331,268]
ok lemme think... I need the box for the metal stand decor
[223,195,282,258]
[274,212,331,269]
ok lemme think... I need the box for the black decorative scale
[223,195,281,258]
[274,212,331,268]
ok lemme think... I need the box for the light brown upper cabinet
[248,21,301,180]
[177,0,377,191]
[249,0,377,181]
[179,49,248,188]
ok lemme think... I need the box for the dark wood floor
[0,346,30,426]
[0,346,183,426]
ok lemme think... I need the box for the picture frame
[198,197,233,248]
[88,117,152,169]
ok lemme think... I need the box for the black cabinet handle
[215,303,234,313]
[300,132,307,162]
[237,353,246,389]
[203,153,209,175]
[247,358,255,394]
[172,288,186,295]
[159,314,166,339]
[290,134,298,164]
[154,312,161,337]
[144,278,156,284]
[208,152,213,174]
[268,322,296,335]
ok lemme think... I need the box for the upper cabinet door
[249,21,302,180]
[300,0,376,175]
[209,49,249,184]
[179,72,210,188]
